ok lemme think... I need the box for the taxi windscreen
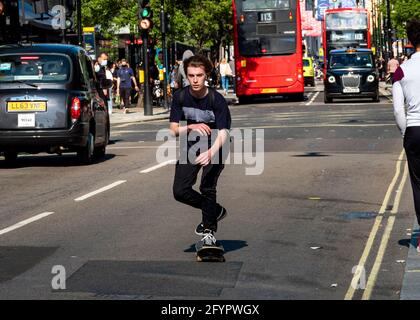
[329,52,373,69]
[0,55,71,83]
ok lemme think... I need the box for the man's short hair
[183,55,213,76]
[407,19,420,48]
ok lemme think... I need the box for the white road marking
[305,92,320,106]
[74,180,127,202]
[140,159,177,173]
[362,162,409,300]
[0,212,55,236]
[108,146,177,150]
[344,149,405,300]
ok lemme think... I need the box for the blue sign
[340,0,357,8]
[316,0,330,21]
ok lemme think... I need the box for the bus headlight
[367,75,375,82]
[328,76,336,83]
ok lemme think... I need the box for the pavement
[109,106,170,125]
[379,81,393,101]
[109,90,238,125]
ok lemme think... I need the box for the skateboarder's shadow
[184,240,248,253]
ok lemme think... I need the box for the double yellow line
[345,149,409,300]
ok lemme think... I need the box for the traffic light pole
[142,31,153,116]
[161,0,169,109]
[76,0,82,46]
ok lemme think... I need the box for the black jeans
[404,127,420,225]
[120,87,131,108]
[173,161,225,232]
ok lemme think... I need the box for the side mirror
[99,79,113,90]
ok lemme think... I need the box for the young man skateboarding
[169,55,231,250]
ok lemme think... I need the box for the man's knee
[173,184,191,202]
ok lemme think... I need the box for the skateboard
[196,243,225,262]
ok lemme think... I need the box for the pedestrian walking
[228,58,236,94]
[116,59,139,114]
[176,50,194,89]
[387,55,400,83]
[392,18,420,251]
[95,52,110,104]
[219,58,233,96]
[169,54,231,250]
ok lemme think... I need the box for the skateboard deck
[196,244,225,262]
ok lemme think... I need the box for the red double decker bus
[323,8,371,65]
[232,0,304,103]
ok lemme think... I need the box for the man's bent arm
[170,122,188,137]
[393,81,406,136]
[209,129,229,156]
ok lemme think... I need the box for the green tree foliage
[81,0,233,55]
[391,0,420,38]
[380,0,420,38]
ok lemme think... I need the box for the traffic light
[65,0,75,30]
[139,0,153,31]
[0,1,20,27]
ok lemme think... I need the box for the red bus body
[232,0,304,100]
[322,8,371,71]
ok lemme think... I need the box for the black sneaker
[195,229,218,251]
[195,206,228,236]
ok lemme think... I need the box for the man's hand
[196,150,212,166]
[187,123,211,136]
[135,85,139,92]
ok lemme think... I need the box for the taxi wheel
[94,129,108,159]
[3,151,18,163]
[324,94,332,103]
[77,132,95,165]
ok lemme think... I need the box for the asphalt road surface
[0,82,414,300]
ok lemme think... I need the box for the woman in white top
[219,58,233,96]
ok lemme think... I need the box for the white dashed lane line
[0,212,55,236]
[74,180,127,202]
[140,159,177,174]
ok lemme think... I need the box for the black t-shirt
[170,87,231,158]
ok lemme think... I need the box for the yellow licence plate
[261,88,278,94]
[7,101,47,113]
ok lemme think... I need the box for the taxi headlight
[328,76,336,83]
[367,75,375,82]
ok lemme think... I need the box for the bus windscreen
[326,12,367,30]
[242,0,290,10]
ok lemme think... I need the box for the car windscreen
[329,53,373,69]
[0,54,71,83]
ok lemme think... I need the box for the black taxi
[0,44,112,165]
[324,48,379,103]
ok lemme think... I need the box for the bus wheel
[238,96,252,105]
[291,93,304,101]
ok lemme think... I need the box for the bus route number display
[258,12,274,23]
